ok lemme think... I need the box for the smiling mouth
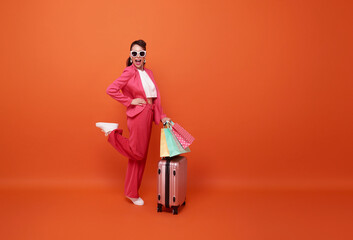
[135,59,142,65]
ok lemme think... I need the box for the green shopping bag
[164,128,183,157]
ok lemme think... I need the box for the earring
[130,58,132,63]
[144,59,146,63]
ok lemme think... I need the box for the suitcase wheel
[157,203,163,212]
[172,206,179,215]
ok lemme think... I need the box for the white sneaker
[127,197,144,206]
[95,122,118,136]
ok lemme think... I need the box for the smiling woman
[126,40,146,69]
[96,39,170,206]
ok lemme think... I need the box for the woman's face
[130,44,146,70]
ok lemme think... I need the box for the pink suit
[106,64,166,198]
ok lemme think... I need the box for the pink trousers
[108,103,154,198]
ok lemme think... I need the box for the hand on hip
[131,98,146,106]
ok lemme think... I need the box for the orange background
[0,0,353,239]
[1,0,352,189]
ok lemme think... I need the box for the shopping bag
[160,121,192,157]
[170,121,195,149]
[171,129,191,154]
[160,128,170,157]
[164,128,183,157]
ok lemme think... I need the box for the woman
[96,40,170,206]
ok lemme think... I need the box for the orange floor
[1,184,352,240]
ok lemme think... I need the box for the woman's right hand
[131,98,146,106]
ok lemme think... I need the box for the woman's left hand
[161,117,171,124]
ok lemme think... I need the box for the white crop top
[138,69,157,98]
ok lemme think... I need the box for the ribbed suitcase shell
[157,156,187,214]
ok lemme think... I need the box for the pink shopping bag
[170,121,195,149]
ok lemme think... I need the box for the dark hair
[126,39,147,67]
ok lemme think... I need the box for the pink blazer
[106,64,166,125]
